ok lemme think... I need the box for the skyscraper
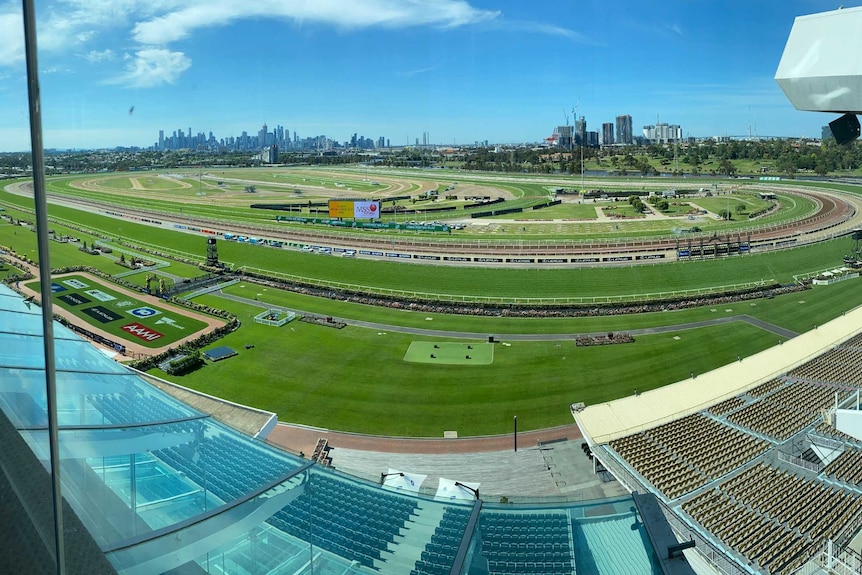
[601,123,614,146]
[575,117,586,146]
[555,125,573,149]
[258,124,268,149]
[615,115,633,145]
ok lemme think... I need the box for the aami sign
[121,323,164,342]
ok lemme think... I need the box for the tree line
[0,138,860,177]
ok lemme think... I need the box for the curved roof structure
[0,283,681,575]
[575,305,862,444]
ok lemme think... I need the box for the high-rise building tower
[615,115,633,145]
[555,126,574,149]
[601,123,614,146]
[575,117,587,146]
[258,124,268,149]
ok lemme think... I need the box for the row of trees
[454,138,862,177]
[2,137,861,176]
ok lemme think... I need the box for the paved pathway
[267,422,583,457]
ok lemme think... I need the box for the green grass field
[154,291,787,436]
[6,169,862,436]
[137,276,862,436]
[405,341,494,365]
[32,274,209,348]
[1,186,851,301]
[8,168,828,242]
[221,276,862,336]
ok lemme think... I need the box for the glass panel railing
[19,419,304,552]
[0,330,130,372]
[182,519,368,575]
[171,465,478,575]
[106,467,309,574]
[0,369,201,428]
[463,497,663,575]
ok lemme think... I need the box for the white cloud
[0,0,500,84]
[402,66,436,78]
[41,66,72,74]
[0,0,177,65]
[666,23,684,37]
[104,48,191,88]
[0,7,24,66]
[502,20,591,43]
[131,0,500,45]
[85,49,116,63]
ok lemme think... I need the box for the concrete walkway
[267,422,582,456]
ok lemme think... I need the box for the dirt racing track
[121,184,862,264]
[7,177,862,267]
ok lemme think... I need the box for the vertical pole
[21,0,65,572]
[130,454,137,535]
[513,416,518,452]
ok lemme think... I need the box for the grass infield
[405,341,494,365]
[32,274,208,348]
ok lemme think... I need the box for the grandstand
[576,305,862,575]
[0,283,691,575]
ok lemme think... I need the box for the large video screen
[329,200,380,219]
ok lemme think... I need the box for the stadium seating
[269,473,418,569]
[823,449,862,485]
[746,377,786,398]
[813,421,858,443]
[411,507,471,575]
[610,413,770,499]
[727,381,849,440]
[476,511,574,575]
[788,340,862,387]
[155,432,294,502]
[682,463,862,575]
[605,338,862,575]
[91,392,191,424]
[706,396,746,417]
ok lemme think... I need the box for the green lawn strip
[220,276,862,336]
[30,274,208,348]
[159,296,782,436]
[688,194,773,215]
[491,202,600,220]
[3,187,851,298]
[224,240,845,299]
[0,261,26,277]
[741,279,862,334]
[0,212,202,281]
[404,342,493,365]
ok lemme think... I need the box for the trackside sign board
[121,323,164,342]
[328,200,380,219]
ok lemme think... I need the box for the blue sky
[0,0,856,151]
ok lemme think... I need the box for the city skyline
[0,0,856,151]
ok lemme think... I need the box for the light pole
[581,140,585,193]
